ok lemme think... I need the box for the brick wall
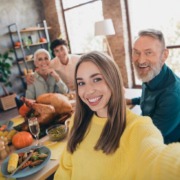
[102,0,132,87]
[41,0,60,41]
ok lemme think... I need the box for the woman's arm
[25,84,36,99]
[47,68,69,93]
[128,116,180,179]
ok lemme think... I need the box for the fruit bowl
[46,124,68,141]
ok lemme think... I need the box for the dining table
[0,90,141,179]
[0,115,68,180]
[125,88,142,115]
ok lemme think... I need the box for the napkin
[11,115,24,127]
[0,172,5,180]
[43,140,67,160]
[0,171,15,180]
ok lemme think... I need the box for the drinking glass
[28,117,40,146]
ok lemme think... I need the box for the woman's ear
[162,48,169,63]
[34,60,38,67]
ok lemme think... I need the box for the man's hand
[126,98,132,105]
[25,73,35,85]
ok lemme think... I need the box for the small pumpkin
[39,37,47,42]
[14,41,21,47]
[18,103,30,117]
[12,131,33,149]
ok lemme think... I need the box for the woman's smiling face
[76,61,111,117]
[35,52,50,70]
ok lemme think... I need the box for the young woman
[25,49,68,99]
[54,51,180,179]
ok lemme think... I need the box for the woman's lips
[87,96,102,106]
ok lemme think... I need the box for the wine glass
[28,117,40,146]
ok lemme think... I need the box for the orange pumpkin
[12,131,33,149]
[14,41,21,47]
[18,103,30,117]
[39,37,47,42]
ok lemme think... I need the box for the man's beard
[133,61,163,82]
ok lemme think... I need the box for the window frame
[60,0,101,54]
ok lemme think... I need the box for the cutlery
[8,147,42,177]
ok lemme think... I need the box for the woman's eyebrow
[76,73,101,80]
[76,77,83,80]
[90,73,101,78]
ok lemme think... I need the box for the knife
[8,149,35,177]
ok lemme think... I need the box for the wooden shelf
[18,59,34,64]
[15,42,48,49]
[8,21,50,90]
[11,27,51,33]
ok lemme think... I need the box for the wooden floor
[0,107,19,122]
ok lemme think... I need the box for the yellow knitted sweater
[54,109,180,180]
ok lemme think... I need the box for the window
[61,0,103,54]
[126,0,180,86]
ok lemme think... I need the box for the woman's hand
[47,68,61,82]
[25,73,35,85]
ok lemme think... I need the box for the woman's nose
[85,83,95,94]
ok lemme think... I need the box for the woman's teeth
[88,96,101,103]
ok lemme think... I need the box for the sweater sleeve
[131,97,141,105]
[25,84,36,99]
[56,79,69,94]
[54,149,72,180]
[150,91,180,142]
[127,116,180,179]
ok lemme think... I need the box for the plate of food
[1,145,51,178]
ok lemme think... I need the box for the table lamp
[95,19,115,58]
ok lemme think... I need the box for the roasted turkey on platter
[21,93,73,125]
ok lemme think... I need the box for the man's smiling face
[132,36,167,82]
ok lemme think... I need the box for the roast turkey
[22,93,73,125]
[36,93,73,114]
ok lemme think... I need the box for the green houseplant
[0,49,13,95]
[0,49,17,110]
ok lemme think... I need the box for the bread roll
[7,153,19,173]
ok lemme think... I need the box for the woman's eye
[94,78,102,82]
[77,81,84,86]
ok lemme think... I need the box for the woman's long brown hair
[67,51,126,154]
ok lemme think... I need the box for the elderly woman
[25,49,68,99]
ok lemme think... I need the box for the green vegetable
[48,125,67,141]
[31,155,39,161]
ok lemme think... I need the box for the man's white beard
[133,61,162,83]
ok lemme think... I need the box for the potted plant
[0,49,16,110]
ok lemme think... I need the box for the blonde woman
[25,49,68,99]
